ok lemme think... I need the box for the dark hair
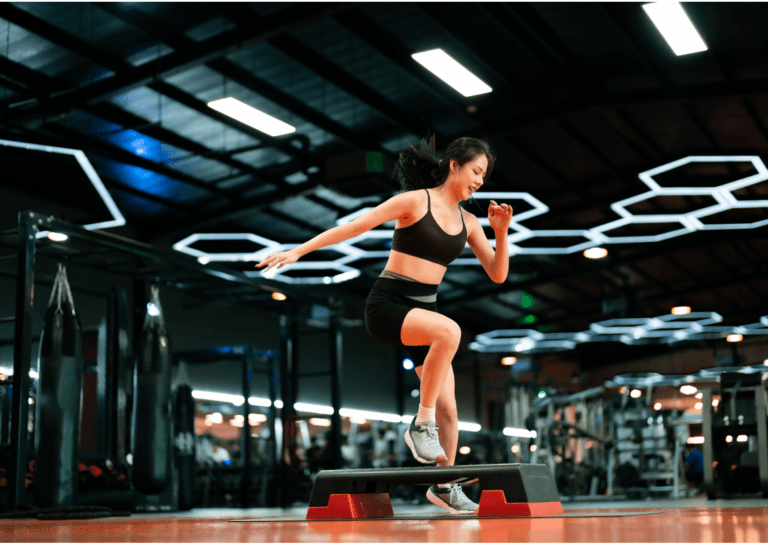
[392,135,495,197]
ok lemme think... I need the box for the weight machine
[702,370,768,499]
[527,387,616,500]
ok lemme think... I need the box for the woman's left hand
[488,200,513,231]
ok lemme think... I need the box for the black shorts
[364,276,439,369]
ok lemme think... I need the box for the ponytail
[391,135,450,192]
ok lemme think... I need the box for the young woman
[257,136,513,514]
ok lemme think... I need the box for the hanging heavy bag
[34,263,83,508]
[130,285,172,494]
[173,360,196,510]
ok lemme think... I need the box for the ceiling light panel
[209,97,296,137]
[412,49,492,97]
[643,2,708,56]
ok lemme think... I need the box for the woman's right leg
[400,308,462,411]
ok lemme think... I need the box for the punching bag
[34,263,83,508]
[131,285,172,494]
[172,361,196,510]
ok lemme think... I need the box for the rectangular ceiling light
[642,2,708,56]
[412,49,492,97]
[208,97,296,137]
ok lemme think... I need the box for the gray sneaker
[427,484,479,515]
[404,420,447,464]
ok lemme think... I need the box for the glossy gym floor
[3,499,768,542]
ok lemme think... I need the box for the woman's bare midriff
[382,188,467,286]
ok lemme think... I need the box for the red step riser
[477,490,564,517]
[306,493,394,520]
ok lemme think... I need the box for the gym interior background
[1,0,767,536]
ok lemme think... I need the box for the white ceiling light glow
[412,49,492,97]
[584,247,608,259]
[208,97,296,137]
[643,2,708,56]
[503,427,537,439]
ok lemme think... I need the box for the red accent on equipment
[306,493,394,520]
[477,490,564,517]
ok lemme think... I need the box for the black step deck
[308,463,560,508]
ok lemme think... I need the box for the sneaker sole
[403,430,446,465]
[426,487,478,515]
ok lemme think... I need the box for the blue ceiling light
[402,358,414,371]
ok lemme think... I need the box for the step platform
[307,463,563,520]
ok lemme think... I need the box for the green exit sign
[366,152,383,172]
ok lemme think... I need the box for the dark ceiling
[1,2,767,371]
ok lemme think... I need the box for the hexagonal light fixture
[173,233,281,264]
[471,313,768,355]
[0,139,126,238]
[170,156,768,283]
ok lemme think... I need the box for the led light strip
[471,312,768,355]
[191,391,481,431]
[173,156,768,282]
[0,139,126,238]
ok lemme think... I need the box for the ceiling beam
[0,5,306,162]
[497,135,593,200]
[414,3,531,101]
[1,2,355,126]
[472,3,575,87]
[332,9,473,119]
[596,3,673,88]
[82,102,306,188]
[567,110,703,219]
[457,77,768,144]
[211,3,444,142]
[10,122,238,201]
[699,245,768,307]
[95,2,384,152]
[147,179,321,243]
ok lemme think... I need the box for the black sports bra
[390,189,467,267]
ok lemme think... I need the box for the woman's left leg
[415,364,457,467]
[415,364,479,514]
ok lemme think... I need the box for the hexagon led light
[0,139,126,238]
[470,312,768,355]
[174,156,768,283]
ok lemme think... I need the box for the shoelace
[448,484,460,504]
[425,426,439,447]
[438,484,462,505]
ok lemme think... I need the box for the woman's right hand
[255,249,301,274]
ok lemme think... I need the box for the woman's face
[452,154,488,201]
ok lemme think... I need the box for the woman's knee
[435,320,462,345]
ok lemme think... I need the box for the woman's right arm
[257,191,415,272]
